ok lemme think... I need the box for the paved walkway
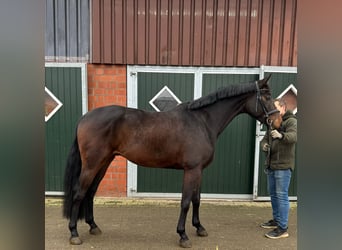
[45,198,297,250]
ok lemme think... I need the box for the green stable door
[136,72,260,195]
[137,72,194,193]
[45,66,84,192]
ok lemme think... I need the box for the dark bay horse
[63,76,281,248]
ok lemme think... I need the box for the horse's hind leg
[69,152,113,244]
[84,161,112,235]
[68,197,82,244]
[68,169,97,245]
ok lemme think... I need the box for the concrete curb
[45,197,297,208]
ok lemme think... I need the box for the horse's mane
[188,81,257,110]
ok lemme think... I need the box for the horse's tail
[63,135,85,219]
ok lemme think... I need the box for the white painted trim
[202,194,253,200]
[129,192,253,200]
[262,66,297,73]
[254,196,297,201]
[127,66,138,108]
[198,67,259,74]
[127,65,260,75]
[126,67,138,197]
[129,192,182,199]
[193,69,202,99]
[253,136,262,200]
[128,65,200,73]
[45,62,86,68]
[80,63,88,114]
[127,160,138,197]
[278,84,297,97]
[45,191,64,196]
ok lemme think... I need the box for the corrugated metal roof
[92,0,297,66]
[45,0,90,62]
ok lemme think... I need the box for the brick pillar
[87,64,127,197]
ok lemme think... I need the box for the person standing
[260,98,297,239]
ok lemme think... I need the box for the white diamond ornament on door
[45,86,63,122]
[149,86,182,112]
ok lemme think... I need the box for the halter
[255,81,279,172]
[255,81,279,126]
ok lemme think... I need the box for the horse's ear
[259,74,272,88]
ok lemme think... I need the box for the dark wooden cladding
[92,0,297,66]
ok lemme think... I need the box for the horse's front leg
[177,168,202,248]
[192,187,208,237]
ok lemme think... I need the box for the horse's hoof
[89,227,102,235]
[70,236,82,245]
[179,238,192,248]
[197,228,208,237]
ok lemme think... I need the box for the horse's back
[75,104,216,170]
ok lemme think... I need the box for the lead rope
[264,120,273,174]
[255,81,260,113]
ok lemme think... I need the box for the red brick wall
[87,64,127,197]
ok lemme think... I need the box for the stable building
[45,0,297,200]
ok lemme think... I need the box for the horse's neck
[200,96,247,137]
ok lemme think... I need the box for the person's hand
[262,143,270,152]
[271,130,283,139]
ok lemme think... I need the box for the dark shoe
[260,219,278,229]
[265,227,289,239]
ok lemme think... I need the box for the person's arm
[281,118,297,143]
[260,130,270,152]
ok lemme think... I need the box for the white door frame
[253,66,297,201]
[126,65,259,199]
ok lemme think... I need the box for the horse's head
[247,75,282,129]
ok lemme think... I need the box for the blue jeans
[266,168,292,230]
